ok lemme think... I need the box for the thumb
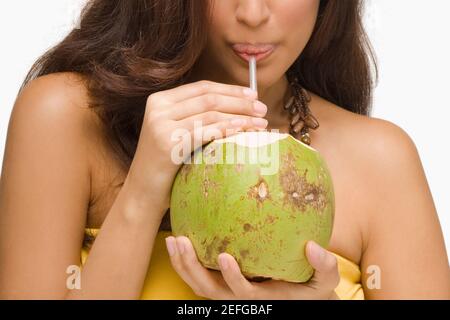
[306,241,340,289]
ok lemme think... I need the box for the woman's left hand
[165,236,341,300]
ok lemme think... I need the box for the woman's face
[193,0,320,91]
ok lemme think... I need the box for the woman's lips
[231,43,276,63]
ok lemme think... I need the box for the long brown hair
[21,0,377,171]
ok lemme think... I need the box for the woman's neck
[258,75,291,130]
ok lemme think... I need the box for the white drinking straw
[249,56,257,93]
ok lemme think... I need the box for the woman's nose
[235,0,271,28]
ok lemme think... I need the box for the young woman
[0,0,448,300]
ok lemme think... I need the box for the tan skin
[0,0,449,299]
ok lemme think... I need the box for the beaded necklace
[285,69,319,145]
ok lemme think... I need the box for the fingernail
[252,118,268,128]
[253,101,267,115]
[310,241,326,261]
[231,118,246,127]
[243,88,257,98]
[176,237,185,255]
[165,237,176,257]
[218,254,228,270]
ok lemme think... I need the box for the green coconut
[170,131,335,283]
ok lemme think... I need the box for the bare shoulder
[11,72,107,163]
[312,95,432,260]
[5,71,103,207]
[334,106,424,203]
[6,71,97,192]
[338,108,420,181]
[314,96,418,169]
[337,107,432,215]
[11,71,120,207]
[321,98,425,213]
[14,72,94,125]
[319,103,449,298]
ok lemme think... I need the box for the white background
[0,0,449,256]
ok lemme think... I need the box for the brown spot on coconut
[218,238,230,253]
[247,178,271,207]
[243,223,253,232]
[179,199,188,209]
[279,153,328,213]
[240,249,249,260]
[202,177,219,199]
[265,215,277,224]
[204,236,219,264]
[179,164,193,183]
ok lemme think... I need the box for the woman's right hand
[126,80,268,220]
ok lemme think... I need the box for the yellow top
[81,228,364,300]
